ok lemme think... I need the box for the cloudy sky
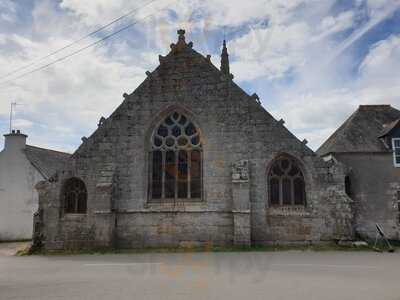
[0,0,400,152]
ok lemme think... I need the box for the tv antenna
[9,101,23,133]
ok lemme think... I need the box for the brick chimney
[3,130,27,153]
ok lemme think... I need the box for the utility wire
[0,0,159,81]
[0,2,172,88]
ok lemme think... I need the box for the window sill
[147,198,203,204]
[144,199,206,211]
[267,206,310,217]
[61,213,87,221]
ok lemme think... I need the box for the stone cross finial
[177,29,186,42]
[170,29,189,52]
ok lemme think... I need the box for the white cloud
[0,1,152,151]
[0,0,399,154]
[0,0,16,23]
[315,10,355,40]
[270,33,400,150]
[228,6,356,82]
[13,118,34,129]
[366,0,400,18]
[230,22,310,81]
[359,34,400,83]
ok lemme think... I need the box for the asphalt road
[1,250,400,300]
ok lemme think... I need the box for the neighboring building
[0,130,70,241]
[36,30,353,250]
[318,105,400,240]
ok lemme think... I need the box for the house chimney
[3,130,27,153]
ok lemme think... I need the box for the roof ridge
[316,109,358,155]
[317,104,400,155]
[26,144,71,156]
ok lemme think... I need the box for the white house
[0,130,70,241]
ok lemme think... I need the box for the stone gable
[36,30,353,250]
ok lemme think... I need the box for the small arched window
[62,178,87,214]
[149,112,202,201]
[268,156,306,206]
[345,175,352,198]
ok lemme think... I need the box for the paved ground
[1,249,400,300]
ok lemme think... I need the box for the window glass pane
[172,126,181,137]
[157,125,168,137]
[272,165,283,176]
[165,151,176,198]
[288,165,299,176]
[165,116,173,125]
[294,178,305,205]
[191,135,200,146]
[345,176,351,198]
[153,136,162,147]
[178,136,188,146]
[190,150,201,198]
[172,112,179,121]
[178,150,188,198]
[77,192,87,213]
[65,192,75,213]
[178,115,187,125]
[281,159,290,170]
[152,151,162,199]
[185,122,196,136]
[269,157,306,207]
[150,113,203,201]
[282,178,292,205]
[270,178,280,205]
[394,139,400,167]
[166,137,175,147]
[63,178,87,214]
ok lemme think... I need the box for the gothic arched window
[149,112,202,201]
[62,178,87,214]
[268,156,306,206]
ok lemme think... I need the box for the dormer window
[392,138,400,167]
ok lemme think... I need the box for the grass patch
[15,248,32,256]
[25,242,383,256]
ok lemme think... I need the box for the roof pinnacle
[177,29,186,42]
[221,39,230,76]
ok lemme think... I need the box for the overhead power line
[0,0,159,81]
[0,2,172,88]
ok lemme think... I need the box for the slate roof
[317,105,400,156]
[378,119,400,138]
[25,145,71,179]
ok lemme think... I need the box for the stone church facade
[36,30,353,250]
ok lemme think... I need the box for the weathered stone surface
[36,30,354,251]
[318,105,400,241]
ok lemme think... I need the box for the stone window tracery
[268,156,306,206]
[62,178,87,214]
[149,112,202,201]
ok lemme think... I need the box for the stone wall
[335,152,400,240]
[37,31,354,250]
